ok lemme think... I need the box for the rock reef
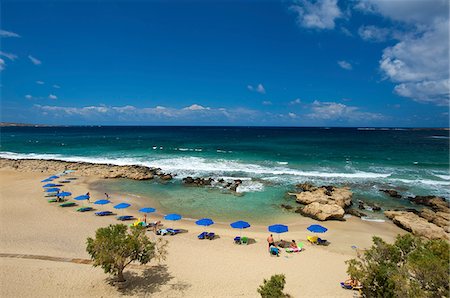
[0,158,169,180]
[291,183,353,221]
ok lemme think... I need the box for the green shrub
[86,224,167,282]
[346,234,449,297]
[257,274,289,298]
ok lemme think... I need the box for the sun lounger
[45,193,58,197]
[207,232,215,240]
[234,236,241,244]
[59,180,71,183]
[198,232,208,239]
[318,238,328,245]
[95,211,113,216]
[241,237,249,245]
[47,198,58,203]
[167,228,181,235]
[117,215,134,221]
[307,235,319,244]
[156,229,169,236]
[77,207,93,212]
[60,202,76,207]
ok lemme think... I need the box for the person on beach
[86,192,90,203]
[105,193,109,199]
[289,240,297,249]
[267,234,275,249]
[143,214,147,224]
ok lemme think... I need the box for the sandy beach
[0,168,406,297]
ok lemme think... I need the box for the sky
[0,0,449,127]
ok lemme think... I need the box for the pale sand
[0,169,405,297]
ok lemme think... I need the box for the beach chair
[60,202,76,207]
[198,232,208,239]
[47,198,58,203]
[234,236,241,244]
[241,237,249,245]
[207,232,215,240]
[95,211,113,216]
[117,215,134,221]
[270,246,280,257]
[156,229,169,236]
[307,235,319,244]
[77,207,93,212]
[167,228,181,235]
[318,238,328,245]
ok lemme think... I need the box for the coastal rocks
[380,189,402,199]
[420,208,450,233]
[299,202,345,221]
[409,195,450,212]
[357,200,381,212]
[0,158,164,181]
[280,204,294,210]
[347,208,367,218]
[292,185,352,221]
[160,174,173,181]
[182,176,242,192]
[384,210,448,240]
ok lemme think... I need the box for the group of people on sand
[267,234,300,256]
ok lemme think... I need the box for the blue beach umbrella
[57,191,72,197]
[114,203,131,209]
[268,224,289,234]
[196,218,214,226]
[41,178,53,182]
[164,213,182,221]
[230,220,251,237]
[43,183,58,188]
[45,188,60,193]
[49,175,59,179]
[74,195,90,201]
[94,199,110,205]
[307,224,328,233]
[139,207,156,213]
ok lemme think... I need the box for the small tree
[86,224,167,282]
[257,274,289,298]
[346,234,449,298]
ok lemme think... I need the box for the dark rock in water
[409,196,449,212]
[182,176,194,184]
[296,183,315,192]
[370,203,382,211]
[294,207,303,214]
[347,208,367,218]
[234,179,242,185]
[225,182,232,188]
[380,189,402,199]
[358,200,365,210]
[218,178,224,183]
[160,174,173,180]
[229,183,239,192]
[281,204,293,210]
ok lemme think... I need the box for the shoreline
[0,167,406,297]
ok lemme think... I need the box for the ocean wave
[428,135,449,139]
[390,178,450,186]
[433,173,450,180]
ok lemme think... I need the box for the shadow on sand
[108,265,191,296]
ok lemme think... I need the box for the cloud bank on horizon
[0,0,448,126]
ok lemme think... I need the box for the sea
[1,126,449,222]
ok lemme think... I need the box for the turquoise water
[1,126,449,220]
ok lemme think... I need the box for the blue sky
[1,0,449,126]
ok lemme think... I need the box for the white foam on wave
[433,173,450,180]
[391,178,450,186]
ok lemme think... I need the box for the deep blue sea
[1,126,449,221]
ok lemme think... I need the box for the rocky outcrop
[357,200,381,211]
[380,189,402,199]
[182,176,242,192]
[280,204,294,210]
[292,185,352,221]
[299,202,345,221]
[409,196,450,213]
[385,210,448,240]
[160,174,173,181]
[420,208,450,233]
[347,208,367,218]
[0,158,163,180]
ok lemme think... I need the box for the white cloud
[0,58,5,71]
[290,0,343,30]
[307,100,384,121]
[36,81,45,85]
[0,51,18,61]
[262,100,272,105]
[0,29,20,38]
[288,112,297,118]
[28,55,42,65]
[289,98,302,105]
[53,84,61,89]
[247,83,266,94]
[379,18,449,105]
[337,60,352,70]
[341,27,353,37]
[183,104,209,111]
[48,94,58,100]
[25,95,33,99]
[358,25,390,42]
